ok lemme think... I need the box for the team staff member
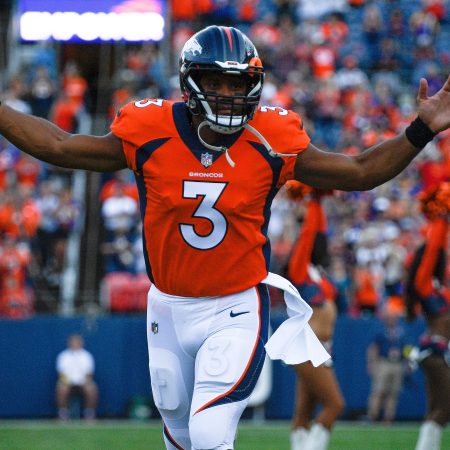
[56,334,98,421]
[406,183,450,450]
[287,184,344,450]
[0,25,449,450]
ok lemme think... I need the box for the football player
[0,25,449,450]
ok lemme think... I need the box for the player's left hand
[417,75,450,133]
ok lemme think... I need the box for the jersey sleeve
[278,111,310,185]
[251,107,310,187]
[110,99,172,172]
[110,102,142,172]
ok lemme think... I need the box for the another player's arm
[0,102,127,172]
[295,76,450,191]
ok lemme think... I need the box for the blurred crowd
[0,0,449,317]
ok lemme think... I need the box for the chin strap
[197,120,298,168]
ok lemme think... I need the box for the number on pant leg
[203,339,231,377]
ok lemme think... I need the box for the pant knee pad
[149,348,190,420]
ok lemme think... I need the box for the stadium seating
[100,272,150,313]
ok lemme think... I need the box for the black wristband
[405,116,437,148]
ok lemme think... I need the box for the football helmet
[179,25,264,133]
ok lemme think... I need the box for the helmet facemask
[180,62,264,134]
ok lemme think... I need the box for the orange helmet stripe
[223,26,233,51]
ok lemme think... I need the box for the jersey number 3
[179,181,228,250]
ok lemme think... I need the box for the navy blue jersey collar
[172,102,244,165]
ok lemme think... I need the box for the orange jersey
[111,100,310,296]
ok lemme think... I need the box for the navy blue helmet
[179,25,264,132]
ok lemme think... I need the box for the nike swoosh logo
[230,310,250,318]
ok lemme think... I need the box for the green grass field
[0,420,449,450]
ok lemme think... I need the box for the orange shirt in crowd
[15,154,41,188]
[171,0,213,21]
[0,243,31,292]
[0,200,41,238]
[63,74,87,108]
[99,180,139,203]
[353,267,379,308]
[311,45,336,79]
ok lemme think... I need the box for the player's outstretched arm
[295,75,450,191]
[0,102,127,172]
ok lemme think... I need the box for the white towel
[262,272,330,367]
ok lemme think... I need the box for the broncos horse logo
[183,38,203,56]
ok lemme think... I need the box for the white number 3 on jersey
[179,181,228,250]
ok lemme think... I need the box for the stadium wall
[0,314,426,420]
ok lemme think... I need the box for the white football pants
[147,283,270,450]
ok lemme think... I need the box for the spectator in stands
[0,188,41,240]
[99,170,138,203]
[362,3,384,71]
[383,227,407,306]
[101,182,138,238]
[310,34,337,80]
[329,256,351,315]
[423,0,447,24]
[236,0,258,28]
[405,183,449,450]
[0,233,33,318]
[366,303,408,424]
[56,334,98,421]
[310,79,342,149]
[387,8,406,40]
[1,75,31,114]
[101,229,136,274]
[15,153,41,191]
[410,7,440,48]
[100,180,138,274]
[334,55,369,91]
[0,24,449,450]
[46,187,79,279]
[29,65,56,119]
[352,263,380,317]
[319,13,348,50]
[34,181,61,267]
[287,183,345,450]
[62,61,88,110]
[49,92,81,133]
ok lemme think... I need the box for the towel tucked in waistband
[262,272,331,367]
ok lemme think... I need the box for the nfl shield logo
[151,322,159,334]
[201,152,213,168]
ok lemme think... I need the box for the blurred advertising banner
[18,0,165,42]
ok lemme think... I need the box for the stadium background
[0,0,449,424]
